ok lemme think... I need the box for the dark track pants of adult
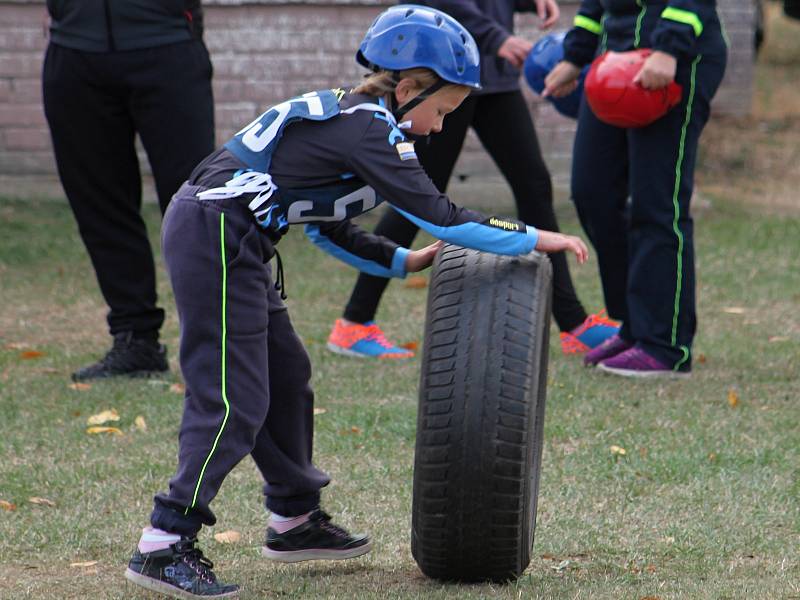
[343,90,587,333]
[42,40,215,336]
[150,187,330,536]
[571,52,727,370]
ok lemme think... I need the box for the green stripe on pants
[186,212,232,514]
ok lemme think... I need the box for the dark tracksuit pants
[151,185,329,536]
[42,40,215,336]
[343,90,587,333]
[571,51,726,369]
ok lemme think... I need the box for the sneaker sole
[261,540,372,563]
[326,342,370,358]
[596,364,691,379]
[124,568,239,599]
[326,343,412,360]
[72,368,169,383]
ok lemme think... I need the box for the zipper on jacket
[103,0,115,51]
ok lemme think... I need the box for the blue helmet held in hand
[357,4,481,89]
[523,31,587,119]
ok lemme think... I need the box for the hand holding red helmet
[585,49,683,128]
[633,50,678,89]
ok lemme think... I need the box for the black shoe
[262,509,372,563]
[125,538,239,599]
[71,331,168,381]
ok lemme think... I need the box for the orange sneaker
[560,310,620,355]
[327,319,414,359]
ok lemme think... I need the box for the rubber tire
[411,244,553,582]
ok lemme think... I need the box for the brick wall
[0,0,754,198]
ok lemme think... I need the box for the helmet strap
[390,75,448,121]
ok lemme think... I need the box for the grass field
[2,9,799,600]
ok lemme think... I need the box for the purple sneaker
[597,346,691,379]
[583,334,634,367]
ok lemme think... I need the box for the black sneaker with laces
[262,509,372,562]
[125,537,239,599]
[72,331,168,381]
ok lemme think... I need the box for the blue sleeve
[393,208,538,256]
[346,118,539,257]
[305,223,409,279]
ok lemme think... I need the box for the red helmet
[584,49,683,128]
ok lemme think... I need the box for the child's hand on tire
[405,241,444,272]
[535,230,589,264]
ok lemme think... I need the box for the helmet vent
[460,33,467,43]
[405,8,414,17]
[398,34,404,40]
[435,15,443,26]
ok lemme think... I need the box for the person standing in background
[42,0,215,381]
[544,0,727,376]
[327,0,620,360]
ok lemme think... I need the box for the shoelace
[175,540,217,584]
[364,324,395,350]
[100,333,150,370]
[312,511,350,539]
[583,309,618,329]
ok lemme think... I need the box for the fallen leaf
[639,597,662,600]
[404,276,428,289]
[697,353,707,364]
[708,452,718,462]
[727,389,739,408]
[722,306,746,314]
[68,382,92,391]
[170,383,185,394]
[20,351,44,359]
[28,497,56,507]
[769,336,789,343]
[551,559,570,573]
[34,367,61,374]
[610,445,627,456]
[87,409,120,426]
[86,426,123,436]
[645,564,657,574]
[69,561,98,568]
[400,341,419,351]
[214,530,241,544]
[0,500,16,512]
[312,408,327,415]
[351,426,362,434]
[134,415,147,431]
[639,447,649,458]
[540,553,557,560]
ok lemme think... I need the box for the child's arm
[345,118,587,263]
[562,0,604,68]
[304,220,410,278]
[651,0,717,61]
[542,0,603,98]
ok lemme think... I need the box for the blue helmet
[523,31,588,119]
[357,4,481,90]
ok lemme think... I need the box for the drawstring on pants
[273,249,287,300]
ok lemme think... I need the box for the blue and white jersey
[190,89,538,279]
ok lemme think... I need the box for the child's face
[394,81,469,136]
